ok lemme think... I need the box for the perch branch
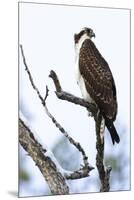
[96,114,112,192]
[20,45,94,181]
[49,70,98,117]
[49,70,112,191]
[20,45,111,191]
[19,118,69,195]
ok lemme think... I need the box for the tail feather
[105,119,120,145]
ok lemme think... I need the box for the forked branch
[20,44,111,192]
[20,45,94,193]
[49,69,112,192]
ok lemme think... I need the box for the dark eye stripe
[74,30,85,43]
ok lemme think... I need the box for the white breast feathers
[75,34,94,103]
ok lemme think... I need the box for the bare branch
[96,114,112,192]
[49,69,112,191]
[65,166,92,180]
[20,45,112,192]
[20,45,94,182]
[49,70,62,92]
[19,119,69,195]
[43,89,94,178]
[20,45,44,103]
[49,70,98,117]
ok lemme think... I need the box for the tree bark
[19,119,69,195]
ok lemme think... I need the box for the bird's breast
[75,52,93,103]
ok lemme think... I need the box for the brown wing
[79,39,117,121]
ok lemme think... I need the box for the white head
[74,27,95,44]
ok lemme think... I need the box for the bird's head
[74,27,95,44]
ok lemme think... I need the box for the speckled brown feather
[79,39,117,121]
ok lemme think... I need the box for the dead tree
[19,45,111,194]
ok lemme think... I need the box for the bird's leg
[87,103,97,117]
[87,103,105,143]
[100,117,105,143]
[96,111,105,144]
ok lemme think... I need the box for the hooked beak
[91,32,95,38]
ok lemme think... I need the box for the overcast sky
[19,2,130,196]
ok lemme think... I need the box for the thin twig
[20,45,44,103]
[44,85,49,102]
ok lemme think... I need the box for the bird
[74,27,120,144]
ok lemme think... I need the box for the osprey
[74,27,120,144]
